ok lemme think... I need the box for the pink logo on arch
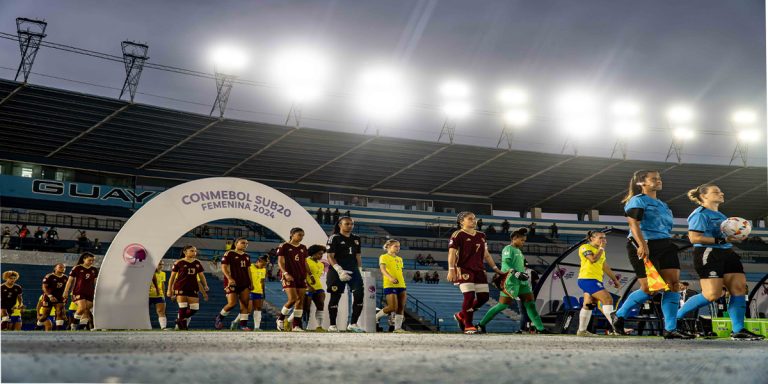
[123,243,148,265]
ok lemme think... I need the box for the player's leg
[658,267,682,333]
[520,293,544,332]
[613,242,653,333]
[292,288,306,330]
[186,296,200,330]
[54,303,66,330]
[235,289,251,330]
[348,275,365,331]
[478,294,514,331]
[37,304,53,330]
[377,291,397,324]
[591,289,617,333]
[75,299,90,330]
[156,300,167,330]
[312,291,325,330]
[1,308,8,330]
[252,298,264,330]
[577,293,595,336]
[457,283,477,333]
[215,291,238,329]
[393,290,407,332]
[176,296,190,330]
[278,288,298,331]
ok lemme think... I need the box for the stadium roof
[1,78,766,218]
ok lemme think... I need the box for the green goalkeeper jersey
[501,245,525,274]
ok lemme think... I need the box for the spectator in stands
[412,271,423,283]
[528,222,536,237]
[501,220,510,234]
[550,222,558,238]
[45,227,58,244]
[416,254,425,265]
[424,272,432,284]
[202,225,211,237]
[34,227,45,240]
[477,219,483,231]
[76,231,90,253]
[425,254,435,266]
[16,225,29,248]
[324,208,332,225]
[486,224,496,234]
[332,208,340,224]
[432,271,440,284]
[2,226,11,249]
[316,208,323,223]
[93,239,101,253]
[224,239,234,252]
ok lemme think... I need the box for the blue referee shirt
[687,206,732,249]
[624,194,674,240]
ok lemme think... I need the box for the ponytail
[687,183,717,205]
[511,228,528,240]
[621,170,658,204]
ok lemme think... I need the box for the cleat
[730,329,764,341]
[476,324,487,334]
[229,320,238,331]
[663,330,695,339]
[610,313,628,335]
[453,312,466,332]
[292,327,305,332]
[314,327,326,332]
[328,325,339,332]
[534,328,553,334]
[576,330,596,337]
[214,315,224,330]
[696,331,718,339]
[276,319,285,332]
[464,326,478,334]
[347,323,365,333]
[239,326,252,331]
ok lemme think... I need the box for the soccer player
[167,246,209,330]
[575,231,621,336]
[9,305,23,331]
[277,228,309,331]
[376,239,407,333]
[38,263,68,331]
[611,170,692,339]
[63,253,99,330]
[35,294,56,331]
[326,217,366,332]
[1,271,23,331]
[674,184,763,340]
[149,261,168,330]
[477,228,545,334]
[304,245,327,331]
[447,212,502,334]
[66,295,78,330]
[230,254,268,330]
[215,238,253,330]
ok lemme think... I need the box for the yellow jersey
[306,258,324,291]
[379,253,406,289]
[249,265,266,294]
[68,296,78,311]
[578,244,606,280]
[148,271,166,298]
[37,295,56,316]
[11,307,21,316]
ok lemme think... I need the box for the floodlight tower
[357,67,409,135]
[273,48,331,128]
[119,41,149,102]
[609,100,642,160]
[665,105,695,163]
[729,109,760,167]
[14,17,47,83]
[438,81,471,144]
[557,90,599,156]
[209,46,247,118]
[496,88,530,149]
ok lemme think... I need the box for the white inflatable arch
[93,177,327,329]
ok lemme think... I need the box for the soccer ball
[720,217,751,240]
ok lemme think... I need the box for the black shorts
[326,268,363,294]
[626,238,680,278]
[224,285,249,295]
[693,247,744,279]
[41,296,65,307]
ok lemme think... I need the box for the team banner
[93,177,327,330]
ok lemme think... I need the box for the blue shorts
[578,279,606,295]
[383,287,406,295]
[67,310,76,318]
[48,316,55,322]
[249,293,264,300]
[306,289,325,297]
[9,316,21,324]
[149,297,165,305]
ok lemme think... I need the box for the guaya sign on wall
[32,180,156,204]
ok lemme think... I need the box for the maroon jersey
[42,273,67,298]
[1,284,22,309]
[172,259,204,292]
[448,230,487,271]
[70,265,98,298]
[277,243,308,279]
[221,251,251,288]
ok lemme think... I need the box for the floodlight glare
[356,67,409,121]
[498,88,528,106]
[613,120,643,137]
[611,100,641,117]
[737,129,760,142]
[673,127,695,140]
[503,109,530,127]
[731,109,757,125]
[439,80,470,99]
[210,45,248,74]
[667,105,695,125]
[442,101,471,119]
[558,90,597,112]
[272,47,331,102]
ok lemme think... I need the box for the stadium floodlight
[210,45,248,75]
[497,88,528,106]
[611,100,641,117]
[666,105,694,125]
[613,120,643,137]
[442,101,471,119]
[439,80,470,99]
[356,67,409,123]
[556,90,600,155]
[673,127,695,140]
[731,109,757,126]
[272,47,331,103]
[503,109,530,127]
[737,129,760,142]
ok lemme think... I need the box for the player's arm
[62,275,75,299]
[197,273,208,301]
[16,294,24,310]
[151,274,160,296]
[625,216,648,259]
[41,279,57,303]
[447,248,458,282]
[326,237,352,280]
[602,262,621,288]
[277,250,292,281]
[688,230,740,245]
[221,263,234,285]
[583,248,600,263]
[166,271,177,297]
[306,260,316,285]
[380,262,396,283]
[483,248,502,274]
